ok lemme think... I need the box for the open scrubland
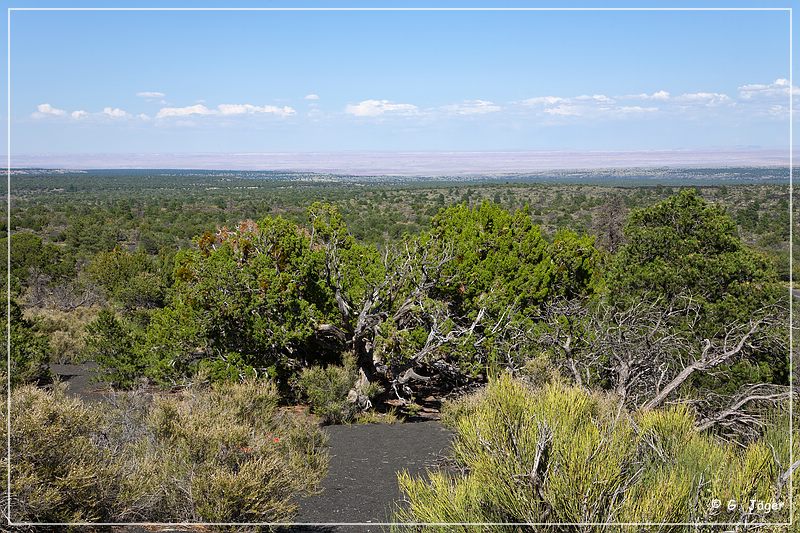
[3,169,798,529]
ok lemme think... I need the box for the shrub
[7,232,74,292]
[354,409,399,425]
[7,385,119,522]
[297,356,359,424]
[116,378,327,522]
[4,379,328,523]
[396,375,788,530]
[138,216,336,385]
[7,301,51,386]
[28,306,99,364]
[439,388,485,430]
[86,248,165,310]
[83,309,143,388]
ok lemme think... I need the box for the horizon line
[8,149,792,176]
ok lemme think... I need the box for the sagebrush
[4,379,328,523]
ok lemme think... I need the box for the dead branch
[696,384,789,432]
[642,316,768,411]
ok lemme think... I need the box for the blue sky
[2,1,798,160]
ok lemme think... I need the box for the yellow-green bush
[117,379,328,522]
[7,385,119,522]
[760,407,799,529]
[396,375,792,531]
[5,379,328,524]
[297,361,358,424]
[439,387,485,429]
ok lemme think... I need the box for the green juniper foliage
[7,300,52,387]
[608,189,788,393]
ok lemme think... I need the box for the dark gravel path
[291,421,453,531]
[50,362,110,402]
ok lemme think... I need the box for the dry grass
[24,305,101,364]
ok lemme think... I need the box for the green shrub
[7,232,74,292]
[440,389,485,430]
[86,248,165,310]
[138,215,336,385]
[396,375,789,530]
[759,407,799,527]
[193,351,260,382]
[297,357,359,424]
[116,378,328,522]
[354,409,399,425]
[7,301,51,386]
[83,309,143,388]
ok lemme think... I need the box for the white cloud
[739,78,800,100]
[616,106,658,114]
[103,107,130,119]
[345,99,418,117]
[522,88,732,118]
[33,81,792,129]
[575,94,615,104]
[156,104,213,119]
[544,104,581,116]
[521,96,567,106]
[441,99,501,115]
[524,94,659,119]
[675,92,731,106]
[768,104,787,117]
[628,90,670,101]
[156,103,295,119]
[33,103,66,117]
[217,104,295,117]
